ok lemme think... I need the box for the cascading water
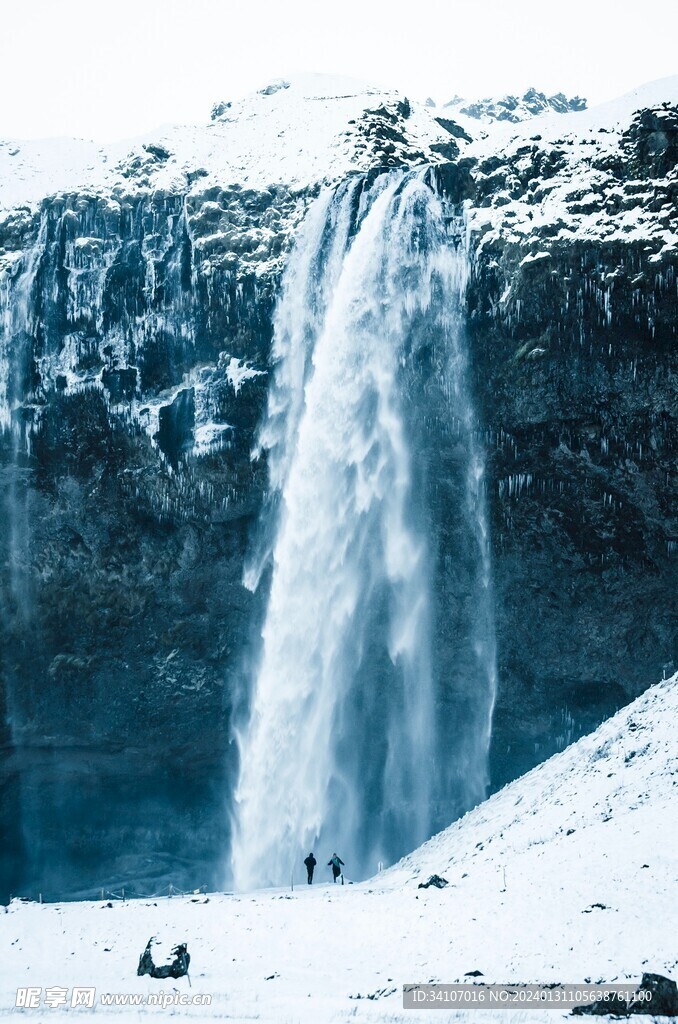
[1,214,48,631]
[232,169,497,891]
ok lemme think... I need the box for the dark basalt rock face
[465,106,677,787]
[0,99,676,901]
[620,104,678,178]
[468,238,676,788]
[0,185,282,900]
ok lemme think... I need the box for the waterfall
[1,213,48,636]
[231,169,497,891]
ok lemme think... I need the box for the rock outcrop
[444,88,587,123]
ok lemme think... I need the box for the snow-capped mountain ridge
[3,73,676,217]
[2,72,677,268]
[443,87,588,122]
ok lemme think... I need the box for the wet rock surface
[467,227,676,789]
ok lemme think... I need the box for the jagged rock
[259,80,290,96]
[434,116,473,143]
[142,143,171,162]
[210,100,231,120]
[137,938,190,980]
[447,88,588,123]
[621,105,678,177]
[429,141,460,160]
[155,388,195,466]
[417,875,449,889]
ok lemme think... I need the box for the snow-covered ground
[2,674,676,1022]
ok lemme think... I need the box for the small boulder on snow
[572,972,678,1016]
[417,874,449,889]
[137,938,190,980]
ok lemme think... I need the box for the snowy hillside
[2,674,675,1022]
[385,670,678,890]
[0,75,453,212]
[463,75,678,255]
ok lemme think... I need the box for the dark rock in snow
[434,116,473,143]
[137,938,190,980]
[142,143,171,162]
[210,100,231,120]
[446,88,587,123]
[418,875,449,889]
[572,972,678,1016]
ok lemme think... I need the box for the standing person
[303,852,317,884]
[328,853,344,883]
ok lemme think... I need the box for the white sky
[0,0,676,142]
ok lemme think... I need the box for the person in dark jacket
[328,853,344,883]
[303,852,317,884]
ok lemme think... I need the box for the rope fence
[10,862,382,905]
[9,883,210,905]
